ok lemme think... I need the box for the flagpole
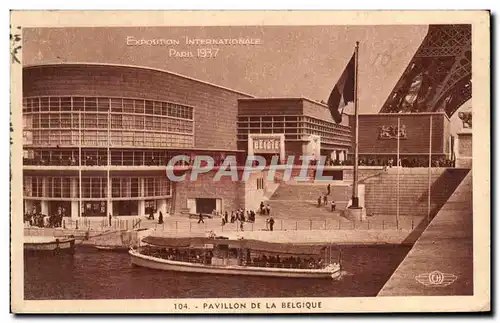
[107,99,111,222]
[427,115,433,223]
[351,41,360,208]
[79,111,82,219]
[396,116,400,229]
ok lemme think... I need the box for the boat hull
[24,237,76,255]
[129,249,340,279]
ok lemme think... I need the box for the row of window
[23,97,194,119]
[23,149,239,166]
[25,130,194,148]
[23,113,193,132]
[238,116,351,131]
[23,176,171,198]
[238,116,305,122]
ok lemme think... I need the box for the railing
[149,217,418,233]
[24,217,142,232]
[24,216,419,234]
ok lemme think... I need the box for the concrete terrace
[378,171,473,296]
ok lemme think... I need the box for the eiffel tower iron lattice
[379,24,471,117]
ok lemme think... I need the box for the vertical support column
[138,177,145,218]
[41,177,49,215]
[71,201,79,220]
[41,200,49,215]
[247,135,254,157]
[107,176,113,217]
[279,134,285,163]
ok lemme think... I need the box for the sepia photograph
[9,10,490,313]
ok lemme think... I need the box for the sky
[22,25,430,114]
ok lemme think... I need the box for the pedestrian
[318,195,322,207]
[224,211,228,224]
[266,204,271,215]
[198,213,204,224]
[269,216,275,232]
[158,211,164,224]
[240,220,244,231]
[260,201,265,214]
[327,183,331,195]
[330,201,336,212]
[265,218,270,230]
[108,213,112,226]
[323,195,328,206]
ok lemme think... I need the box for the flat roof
[238,97,328,107]
[354,111,450,121]
[23,62,255,98]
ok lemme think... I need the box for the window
[49,131,59,146]
[84,113,98,128]
[60,131,71,145]
[61,114,71,128]
[40,115,49,128]
[122,132,133,146]
[23,176,32,197]
[85,98,97,111]
[72,114,81,128]
[49,97,60,112]
[134,115,144,129]
[145,100,154,115]
[145,178,154,197]
[97,98,110,112]
[110,131,121,146]
[61,97,72,111]
[97,114,108,128]
[73,97,84,111]
[123,99,134,113]
[134,100,145,114]
[110,98,123,112]
[97,131,108,147]
[32,114,40,128]
[123,115,134,128]
[49,114,61,128]
[31,98,40,112]
[154,101,162,115]
[134,132,144,146]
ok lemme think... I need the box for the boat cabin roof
[142,236,326,256]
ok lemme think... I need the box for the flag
[327,53,356,123]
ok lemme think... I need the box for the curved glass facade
[22,96,189,218]
[22,96,194,148]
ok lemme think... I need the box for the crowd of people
[324,156,455,168]
[202,202,275,231]
[139,245,324,269]
[250,254,324,269]
[24,207,67,228]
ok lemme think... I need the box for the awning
[141,236,326,256]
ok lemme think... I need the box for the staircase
[363,168,470,219]
[266,181,351,220]
[271,182,350,201]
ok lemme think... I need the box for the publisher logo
[415,271,457,287]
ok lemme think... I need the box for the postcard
[10,10,490,313]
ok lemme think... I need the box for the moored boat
[129,236,341,279]
[24,236,76,255]
[95,245,130,252]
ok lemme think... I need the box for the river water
[24,245,410,300]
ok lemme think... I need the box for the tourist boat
[95,245,130,252]
[129,236,341,279]
[24,236,76,254]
